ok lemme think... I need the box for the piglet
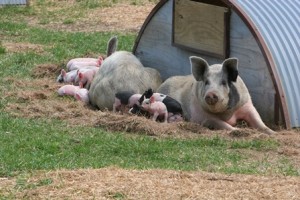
[57,84,89,103]
[141,96,168,123]
[75,88,89,103]
[167,113,184,123]
[76,66,99,89]
[140,88,183,116]
[57,84,80,96]
[128,104,149,116]
[56,69,78,84]
[113,91,142,113]
[67,56,103,71]
[130,90,182,123]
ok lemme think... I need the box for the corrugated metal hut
[133,0,300,129]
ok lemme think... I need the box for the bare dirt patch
[26,3,156,33]
[2,42,46,54]
[2,2,300,199]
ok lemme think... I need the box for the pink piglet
[141,96,168,123]
[76,66,99,89]
[57,85,80,96]
[56,69,78,84]
[75,88,89,103]
[67,56,103,71]
[57,84,89,103]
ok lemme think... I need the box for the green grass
[0,43,6,54]
[1,113,294,178]
[0,1,299,180]
[0,21,136,80]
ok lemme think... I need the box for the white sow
[157,56,275,134]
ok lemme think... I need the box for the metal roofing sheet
[0,0,27,5]
[234,0,300,127]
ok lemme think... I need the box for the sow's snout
[205,92,219,105]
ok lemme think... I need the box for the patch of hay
[94,111,207,138]
[31,63,62,79]
[2,167,300,199]
[26,3,156,33]
[2,42,46,54]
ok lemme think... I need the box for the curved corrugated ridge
[235,0,300,127]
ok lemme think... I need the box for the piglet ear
[75,93,81,101]
[78,72,83,80]
[138,94,145,105]
[190,56,209,81]
[222,58,238,82]
[61,69,67,77]
[150,96,155,103]
[98,56,103,66]
[146,88,153,98]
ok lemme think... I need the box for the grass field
[0,1,300,199]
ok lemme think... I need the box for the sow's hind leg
[234,101,275,134]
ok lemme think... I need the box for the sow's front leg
[202,118,238,131]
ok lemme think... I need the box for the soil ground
[1,2,300,199]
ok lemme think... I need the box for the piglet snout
[205,92,218,105]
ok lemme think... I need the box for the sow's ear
[190,56,209,81]
[222,57,239,82]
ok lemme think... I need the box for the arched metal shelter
[133,0,300,129]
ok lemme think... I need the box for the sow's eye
[221,80,227,86]
[204,80,209,85]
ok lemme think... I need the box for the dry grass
[24,1,156,33]
[2,167,300,199]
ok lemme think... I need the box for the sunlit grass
[1,113,292,178]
